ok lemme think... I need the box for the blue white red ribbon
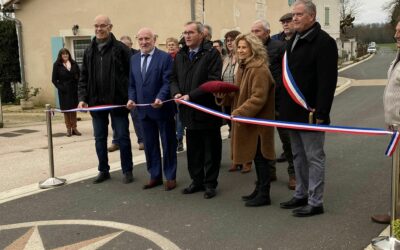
[282,52,313,111]
[49,99,400,157]
[176,99,399,157]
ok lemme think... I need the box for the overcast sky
[354,0,392,24]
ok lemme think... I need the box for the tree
[340,0,360,35]
[0,19,20,103]
[385,0,400,27]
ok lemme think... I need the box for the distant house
[2,0,340,106]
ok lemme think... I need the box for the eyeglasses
[182,31,197,36]
[225,38,234,42]
[94,24,109,29]
[281,20,293,24]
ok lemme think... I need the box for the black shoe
[177,140,184,152]
[277,153,287,163]
[93,172,110,184]
[292,205,324,217]
[182,184,205,194]
[122,172,134,184]
[241,188,258,201]
[245,194,271,207]
[280,197,308,209]
[204,188,217,199]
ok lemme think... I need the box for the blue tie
[141,54,149,80]
[189,51,196,61]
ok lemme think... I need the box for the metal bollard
[372,124,400,249]
[39,104,66,189]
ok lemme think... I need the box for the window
[325,7,330,26]
[72,39,91,69]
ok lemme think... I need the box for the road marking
[0,220,181,250]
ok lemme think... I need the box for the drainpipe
[190,0,195,21]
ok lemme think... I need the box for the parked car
[367,46,377,54]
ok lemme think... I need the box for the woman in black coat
[52,48,81,137]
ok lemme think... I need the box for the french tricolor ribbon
[282,51,313,112]
[176,99,400,157]
[48,100,400,157]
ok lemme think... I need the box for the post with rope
[372,124,400,249]
[39,104,66,189]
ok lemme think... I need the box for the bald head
[137,27,157,54]
[94,15,112,41]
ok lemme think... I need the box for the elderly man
[271,13,295,42]
[127,28,177,191]
[251,19,296,190]
[78,15,133,184]
[171,21,222,199]
[371,20,400,224]
[279,0,338,217]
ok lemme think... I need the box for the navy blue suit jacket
[128,48,175,120]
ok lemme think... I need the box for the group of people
[52,0,340,217]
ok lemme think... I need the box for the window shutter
[51,37,64,108]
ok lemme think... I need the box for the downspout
[190,0,195,21]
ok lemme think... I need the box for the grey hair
[293,0,317,16]
[203,24,212,35]
[185,21,204,33]
[253,19,270,31]
[120,35,132,42]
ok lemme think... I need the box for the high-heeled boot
[242,181,258,201]
[245,163,271,207]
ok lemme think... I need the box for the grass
[377,43,397,50]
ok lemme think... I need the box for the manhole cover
[0,133,21,138]
[12,129,39,134]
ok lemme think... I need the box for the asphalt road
[0,54,393,249]
[339,48,395,79]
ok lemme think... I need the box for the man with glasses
[171,21,222,199]
[78,15,133,184]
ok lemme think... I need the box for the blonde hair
[166,37,179,45]
[234,33,268,65]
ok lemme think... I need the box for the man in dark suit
[127,28,177,191]
[170,21,222,199]
[279,0,338,217]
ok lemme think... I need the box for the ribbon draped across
[49,99,400,157]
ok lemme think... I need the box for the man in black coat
[251,19,296,190]
[279,0,338,217]
[78,15,133,184]
[170,21,222,199]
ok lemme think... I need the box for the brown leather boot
[66,128,72,137]
[371,214,390,224]
[288,176,296,190]
[241,162,252,173]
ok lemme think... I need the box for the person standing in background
[52,48,81,137]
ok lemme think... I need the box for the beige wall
[14,0,337,105]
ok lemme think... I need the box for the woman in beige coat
[216,33,275,207]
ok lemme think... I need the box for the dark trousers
[63,112,77,129]
[186,128,222,188]
[112,109,144,145]
[141,116,177,181]
[254,138,274,190]
[277,127,295,176]
[91,110,133,174]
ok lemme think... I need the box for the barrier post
[372,124,400,249]
[39,104,66,189]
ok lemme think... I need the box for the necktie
[189,51,196,61]
[141,54,149,80]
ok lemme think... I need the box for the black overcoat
[51,60,80,110]
[170,40,222,130]
[279,22,338,125]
